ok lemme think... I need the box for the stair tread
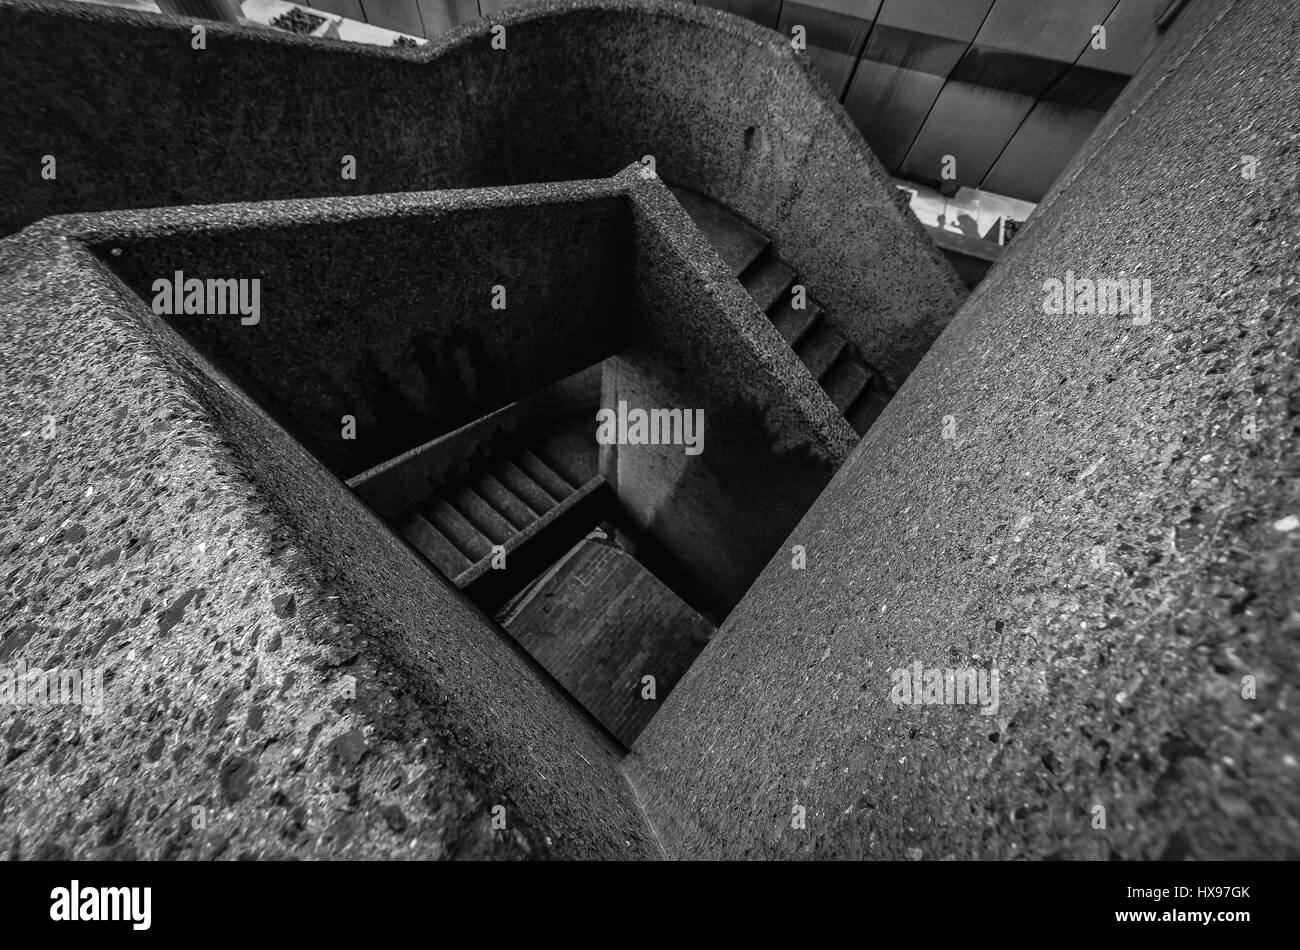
[450,485,516,545]
[768,299,822,347]
[668,187,769,276]
[798,323,846,380]
[401,512,472,579]
[497,461,557,515]
[821,352,873,413]
[742,251,797,313]
[426,498,493,561]
[846,383,890,436]
[516,450,574,501]
[475,472,537,530]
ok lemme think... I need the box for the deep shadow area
[92,194,634,477]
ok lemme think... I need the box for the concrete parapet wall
[608,172,853,613]
[0,224,660,859]
[628,0,1300,860]
[0,0,964,386]
[0,165,854,858]
[88,183,633,478]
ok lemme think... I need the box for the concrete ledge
[0,164,855,858]
[0,0,964,387]
[85,183,635,478]
[0,183,658,859]
[628,0,1300,860]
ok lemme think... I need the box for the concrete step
[400,511,472,578]
[425,497,493,561]
[387,420,608,594]
[449,484,516,545]
[847,382,891,436]
[768,298,822,347]
[475,471,537,530]
[797,321,847,380]
[740,249,797,313]
[821,351,874,413]
[463,475,611,610]
[498,460,558,515]
[516,449,574,501]
[669,185,898,438]
[424,447,583,568]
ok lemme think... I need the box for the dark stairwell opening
[88,179,848,749]
[348,362,720,746]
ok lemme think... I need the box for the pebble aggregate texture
[0,0,953,861]
[0,161,851,860]
[8,0,1293,865]
[0,184,669,860]
[101,186,636,478]
[630,0,1300,859]
[0,0,965,389]
[615,173,855,611]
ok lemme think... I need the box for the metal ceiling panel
[981,101,1105,201]
[778,1,877,56]
[697,0,782,30]
[360,0,425,36]
[416,0,480,36]
[1047,63,1130,111]
[844,60,946,172]
[788,0,878,15]
[864,24,970,77]
[974,0,1118,62]
[307,0,366,22]
[900,80,1036,186]
[875,0,994,42]
[948,44,1070,99]
[1079,0,1166,75]
[802,46,861,99]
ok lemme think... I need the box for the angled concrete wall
[0,189,662,860]
[94,185,633,478]
[0,0,964,387]
[349,366,601,523]
[0,166,859,859]
[608,172,853,614]
[629,0,1300,859]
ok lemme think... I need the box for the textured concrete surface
[8,0,1294,863]
[502,536,713,748]
[0,163,848,859]
[614,173,853,613]
[0,188,664,859]
[95,182,633,478]
[629,0,1300,859]
[0,0,964,388]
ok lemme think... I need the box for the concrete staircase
[670,186,892,435]
[393,426,717,747]
[398,445,605,598]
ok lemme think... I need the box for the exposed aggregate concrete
[0,223,661,859]
[0,164,859,860]
[0,0,964,388]
[5,0,1294,862]
[630,0,1300,860]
